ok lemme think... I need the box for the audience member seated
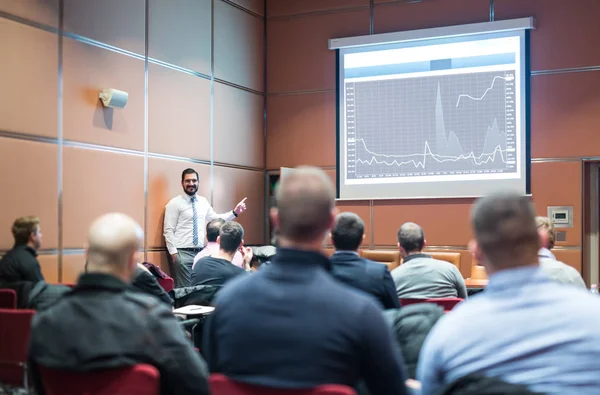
[329,212,399,310]
[536,216,585,289]
[191,222,251,287]
[132,263,174,306]
[192,219,244,269]
[0,279,69,310]
[383,304,444,379]
[204,167,410,395]
[418,193,600,395]
[28,213,210,395]
[391,222,467,299]
[0,216,44,283]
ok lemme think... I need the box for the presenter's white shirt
[163,194,235,254]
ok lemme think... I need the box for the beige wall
[0,0,265,282]
[265,0,600,277]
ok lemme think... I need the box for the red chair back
[39,364,160,395]
[399,298,463,312]
[157,277,174,293]
[0,308,35,388]
[209,374,357,395]
[0,289,17,309]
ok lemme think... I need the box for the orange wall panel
[148,64,211,160]
[147,158,211,249]
[374,0,490,34]
[530,72,600,159]
[214,1,264,92]
[62,147,145,249]
[0,19,57,138]
[267,0,368,17]
[553,249,582,274]
[0,0,59,27]
[214,83,264,168]
[373,199,475,247]
[212,166,265,245]
[0,138,59,250]
[63,39,145,150]
[496,0,600,71]
[267,10,370,92]
[148,0,211,74]
[267,92,336,169]
[530,161,581,246]
[39,255,59,284]
[63,0,145,55]
[61,254,85,284]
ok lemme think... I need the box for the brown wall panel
[148,64,211,160]
[214,1,264,91]
[214,83,264,168]
[373,199,475,247]
[374,0,490,34]
[212,166,265,245]
[148,0,211,74]
[530,72,600,158]
[530,161,581,245]
[146,250,171,276]
[266,92,336,169]
[0,0,59,27]
[267,0,368,17]
[229,0,265,16]
[39,255,59,284]
[62,147,144,249]
[267,10,370,92]
[553,249,582,273]
[0,138,59,250]
[63,39,145,150]
[63,0,145,55]
[147,158,211,249]
[0,19,57,138]
[496,0,600,71]
[62,254,85,284]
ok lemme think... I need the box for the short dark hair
[397,222,425,253]
[471,192,539,266]
[181,168,199,182]
[206,219,226,243]
[219,222,244,254]
[12,216,40,245]
[331,212,364,251]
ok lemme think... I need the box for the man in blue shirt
[204,167,410,395]
[418,192,600,395]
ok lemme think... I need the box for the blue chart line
[455,75,512,107]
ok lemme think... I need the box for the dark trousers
[170,248,202,288]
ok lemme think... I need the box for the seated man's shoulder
[363,258,388,278]
[213,269,256,301]
[122,289,165,310]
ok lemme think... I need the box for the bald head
[471,192,539,269]
[272,166,335,244]
[86,213,143,279]
[397,222,425,254]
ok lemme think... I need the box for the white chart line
[455,75,509,107]
[354,138,508,167]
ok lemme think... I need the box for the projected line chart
[345,70,517,179]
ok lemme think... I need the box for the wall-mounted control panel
[547,206,573,228]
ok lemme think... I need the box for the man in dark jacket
[28,213,210,395]
[329,212,399,310]
[383,304,444,378]
[0,216,44,283]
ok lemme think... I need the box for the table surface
[465,279,489,287]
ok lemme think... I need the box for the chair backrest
[0,308,35,387]
[39,364,160,395]
[157,277,174,294]
[209,374,357,395]
[399,298,463,312]
[428,252,461,269]
[361,250,401,271]
[0,289,17,309]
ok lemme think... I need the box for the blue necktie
[191,196,199,246]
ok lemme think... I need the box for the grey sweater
[391,253,468,299]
